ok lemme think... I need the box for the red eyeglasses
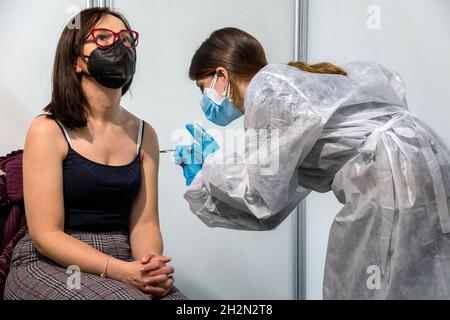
[85,28,139,48]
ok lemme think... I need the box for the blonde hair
[288,61,348,76]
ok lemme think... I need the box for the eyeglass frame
[84,28,140,49]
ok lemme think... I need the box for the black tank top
[37,113,144,232]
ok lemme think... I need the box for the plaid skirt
[3,230,187,300]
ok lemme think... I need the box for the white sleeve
[184,66,323,230]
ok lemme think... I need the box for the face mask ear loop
[225,80,233,102]
[207,73,219,95]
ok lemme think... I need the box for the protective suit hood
[244,61,407,127]
[183,60,450,299]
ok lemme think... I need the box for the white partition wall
[306,0,450,299]
[115,0,298,300]
[0,0,87,155]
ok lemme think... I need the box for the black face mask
[83,39,136,89]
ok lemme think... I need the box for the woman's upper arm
[129,121,160,231]
[23,116,67,243]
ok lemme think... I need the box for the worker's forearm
[130,225,163,260]
[32,230,126,280]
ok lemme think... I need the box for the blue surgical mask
[200,73,243,126]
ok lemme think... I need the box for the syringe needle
[159,149,176,154]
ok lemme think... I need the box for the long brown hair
[288,61,347,76]
[189,28,347,99]
[43,8,134,129]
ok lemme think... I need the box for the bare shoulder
[141,121,159,160]
[25,115,68,161]
[142,121,158,143]
[29,114,60,132]
[121,108,159,159]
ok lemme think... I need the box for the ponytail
[288,61,348,76]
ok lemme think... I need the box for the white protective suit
[184,62,450,299]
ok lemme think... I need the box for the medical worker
[174,27,450,299]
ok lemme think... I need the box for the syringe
[159,149,176,154]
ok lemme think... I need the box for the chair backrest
[0,150,25,252]
[0,169,6,246]
[0,169,6,206]
[0,150,27,300]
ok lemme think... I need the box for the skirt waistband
[10,230,133,268]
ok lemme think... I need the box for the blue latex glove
[173,123,220,186]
